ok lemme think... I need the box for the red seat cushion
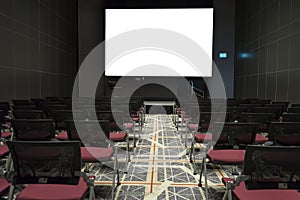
[0,178,9,196]
[132,117,139,122]
[123,123,133,129]
[55,131,68,140]
[194,133,267,144]
[207,149,245,164]
[255,134,268,143]
[16,177,88,200]
[0,145,9,157]
[109,132,127,141]
[222,177,234,185]
[222,178,300,200]
[81,147,113,162]
[188,123,198,130]
[195,133,212,142]
[1,131,12,139]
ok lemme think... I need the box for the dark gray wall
[212,0,235,97]
[78,0,105,96]
[0,0,78,102]
[78,0,235,98]
[78,0,104,65]
[235,0,300,103]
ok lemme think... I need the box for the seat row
[175,98,300,200]
[0,97,145,200]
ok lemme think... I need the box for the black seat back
[0,102,10,115]
[13,105,37,110]
[282,113,300,122]
[243,145,300,190]
[268,122,300,145]
[12,119,56,141]
[13,110,46,119]
[7,140,81,185]
[287,107,300,113]
[65,120,109,147]
[212,122,258,149]
[239,113,272,124]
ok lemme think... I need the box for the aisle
[93,114,229,199]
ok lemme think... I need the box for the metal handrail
[190,81,205,99]
[193,87,205,99]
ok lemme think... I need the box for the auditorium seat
[65,120,120,198]
[197,122,258,200]
[6,141,94,200]
[222,145,300,200]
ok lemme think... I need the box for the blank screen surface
[105,9,213,77]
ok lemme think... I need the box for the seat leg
[232,165,239,175]
[8,184,14,200]
[222,181,233,200]
[126,135,130,163]
[228,187,233,200]
[180,118,183,142]
[204,157,209,200]
[114,149,121,185]
[192,140,196,165]
[112,154,116,200]
[198,155,209,199]
[133,124,136,148]
[138,122,141,138]
[138,113,142,138]
[222,187,228,200]
[123,136,129,174]
[190,140,198,175]
[89,182,96,200]
[185,124,188,148]
[189,140,194,163]
[117,169,120,185]
[6,153,12,171]
[198,156,205,187]
[111,184,115,200]
[84,163,90,172]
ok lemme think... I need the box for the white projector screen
[105,8,214,77]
